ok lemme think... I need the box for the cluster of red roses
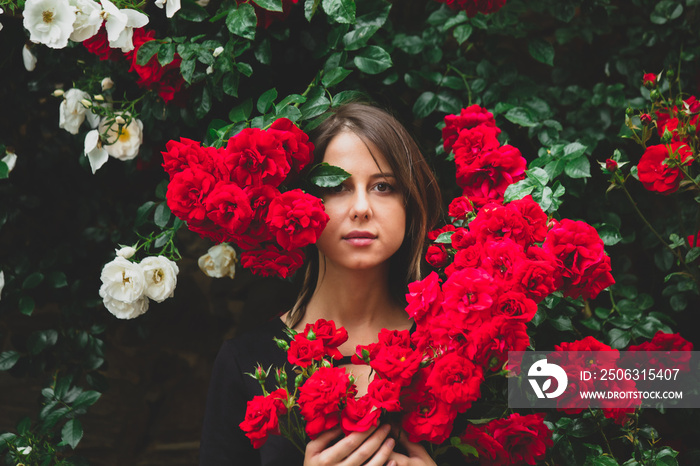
[635,73,698,195]
[83,27,185,103]
[162,119,329,278]
[435,0,507,18]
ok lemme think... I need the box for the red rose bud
[274,337,289,351]
[643,73,657,88]
[306,329,316,340]
[255,365,267,382]
[294,374,304,387]
[605,159,618,172]
[640,113,652,125]
[275,368,287,386]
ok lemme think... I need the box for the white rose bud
[115,246,137,259]
[94,94,105,101]
[80,98,92,108]
[101,77,114,90]
[53,89,65,97]
[0,270,4,302]
[195,0,209,6]
[2,152,17,173]
[206,65,214,75]
[99,256,146,303]
[115,115,126,125]
[198,243,237,279]
[23,44,38,71]
[140,256,179,303]
[213,46,224,57]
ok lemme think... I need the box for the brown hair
[286,103,442,327]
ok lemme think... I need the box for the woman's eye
[374,182,393,192]
[325,184,345,194]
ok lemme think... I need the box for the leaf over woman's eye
[308,163,351,188]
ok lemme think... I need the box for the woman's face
[315,131,406,273]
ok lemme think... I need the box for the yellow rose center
[43,10,54,23]
[118,127,131,143]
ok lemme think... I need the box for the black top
[199,317,304,466]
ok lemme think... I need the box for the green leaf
[343,25,380,50]
[135,201,156,227]
[223,72,240,97]
[305,0,320,21]
[322,0,356,24]
[504,179,536,202]
[686,247,700,263]
[300,91,330,120]
[308,163,351,187]
[332,90,365,107]
[229,98,253,122]
[257,88,278,114]
[62,419,83,450]
[227,4,257,40]
[22,272,44,290]
[154,203,171,228]
[434,231,454,244]
[136,41,160,66]
[527,167,550,186]
[354,46,392,74]
[322,68,353,87]
[597,224,622,246]
[549,315,573,332]
[453,24,472,45]
[276,106,302,122]
[393,34,424,55]
[17,417,31,435]
[19,296,35,316]
[158,43,177,66]
[0,161,8,179]
[563,141,587,158]
[180,58,196,84]
[605,328,631,349]
[253,0,283,12]
[0,351,20,371]
[177,1,209,21]
[72,391,101,410]
[413,92,438,119]
[564,156,591,179]
[585,456,620,466]
[505,107,538,127]
[28,330,58,355]
[529,38,555,66]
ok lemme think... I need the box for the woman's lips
[343,231,377,246]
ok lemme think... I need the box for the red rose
[287,333,326,368]
[224,128,290,188]
[443,105,499,153]
[553,336,619,378]
[205,182,254,237]
[405,271,443,324]
[269,118,314,174]
[451,227,475,250]
[448,196,474,220]
[266,189,329,251]
[605,158,619,172]
[445,243,484,276]
[239,388,288,448]
[166,166,218,226]
[642,72,657,88]
[125,29,164,88]
[301,319,349,360]
[487,413,553,465]
[83,26,121,61]
[298,367,353,439]
[427,224,456,241]
[239,243,305,278]
[457,145,527,206]
[466,316,529,371]
[543,219,615,300]
[369,341,422,387]
[459,424,508,465]
[637,142,693,195]
[426,351,484,412]
[442,267,496,327]
[425,244,449,268]
[341,395,381,435]
[235,185,278,249]
[627,331,693,371]
[401,375,457,444]
[468,203,529,247]
[511,250,560,303]
[689,231,700,248]
[640,113,652,125]
[508,195,548,244]
[452,124,501,164]
[162,138,211,179]
[493,291,537,322]
[480,238,526,282]
[367,378,402,412]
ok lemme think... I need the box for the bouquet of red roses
[162,118,342,278]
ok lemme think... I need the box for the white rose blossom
[84,129,109,173]
[101,77,114,91]
[100,290,149,319]
[116,246,137,259]
[140,256,179,302]
[0,8,4,32]
[23,0,77,49]
[154,0,181,18]
[69,0,103,42]
[213,46,223,57]
[59,88,92,135]
[2,151,17,173]
[0,270,4,301]
[23,45,38,71]
[99,112,143,160]
[100,256,146,304]
[100,0,149,52]
[198,243,237,279]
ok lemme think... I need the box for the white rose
[59,88,91,135]
[100,0,148,52]
[154,0,181,18]
[198,243,237,279]
[23,0,77,49]
[213,46,223,57]
[0,270,4,301]
[68,0,102,42]
[140,256,179,302]
[115,246,137,259]
[195,0,209,7]
[100,288,149,319]
[84,129,109,173]
[0,8,4,32]
[101,77,114,90]
[23,45,37,71]
[99,256,146,303]
[99,112,143,160]
[2,151,17,173]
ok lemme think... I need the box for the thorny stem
[447,64,472,106]
[590,409,614,456]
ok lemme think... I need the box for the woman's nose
[349,191,371,220]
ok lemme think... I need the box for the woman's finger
[305,427,342,457]
[339,424,392,465]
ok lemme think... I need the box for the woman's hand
[303,424,395,466]
[385,432,437,466]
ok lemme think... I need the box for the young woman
[199,103,442,466]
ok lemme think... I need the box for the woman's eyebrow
[369,173,396,179]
